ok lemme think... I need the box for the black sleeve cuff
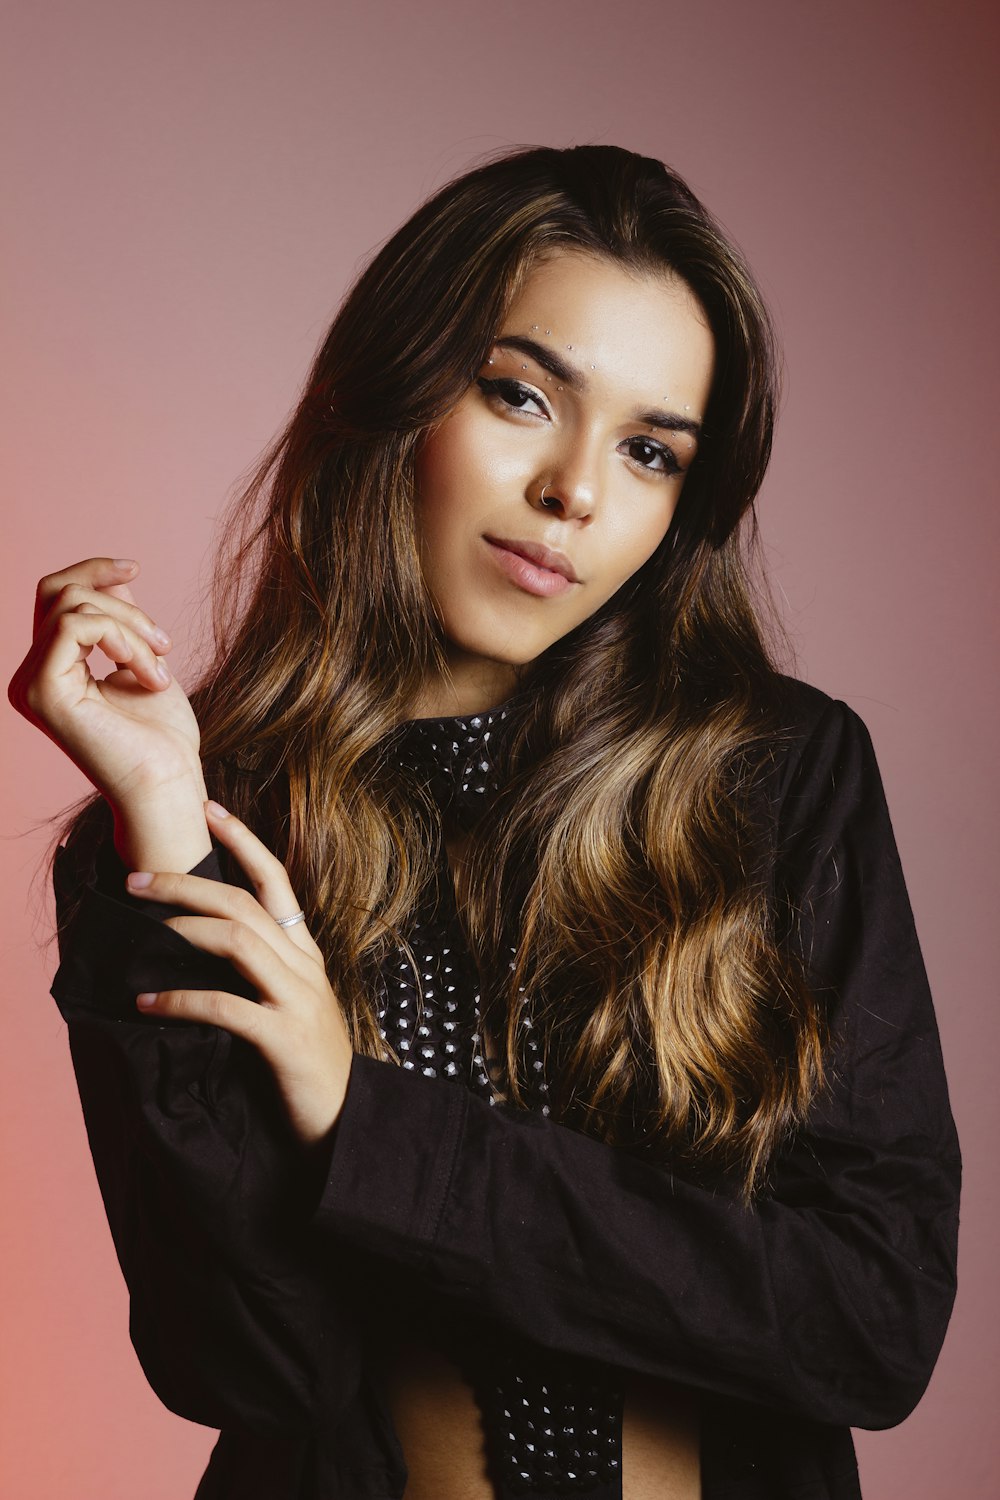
[93,838,225,919]
[51,840,255,1024]
[314,1054,471,1272]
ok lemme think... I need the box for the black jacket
[49,679,960,1498]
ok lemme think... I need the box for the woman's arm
[303,691,960,1431]
[14,555,353,1430]
[50,829,363,1434]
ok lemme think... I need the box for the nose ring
[540,482,558,510]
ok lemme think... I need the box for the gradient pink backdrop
[2,1,997,1495]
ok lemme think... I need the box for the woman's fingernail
[206,800,230,819]
[136,993,158,1008]
[155,661,171,685]
[115,558,138,571]
[127,871,154,889]
[151,627,171,649]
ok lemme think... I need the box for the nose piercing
[540,483,558,510]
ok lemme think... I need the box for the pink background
[2,1,996,1495]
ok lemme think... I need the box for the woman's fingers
[125,804,322,962]
[136,984,267,1047]
[66,588,170,653]
[128,807,354,1146]
[202,803,322,960]
[34,557,141,636]
[13,609,170,723]
[126,868,317,969]
[18,558,175,712]
[159,914,303,1002]
[35,577,172,657]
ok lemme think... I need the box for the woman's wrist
[112,768,212,872]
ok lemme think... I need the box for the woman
[10,145,959,1499]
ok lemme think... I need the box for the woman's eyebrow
[493,333,703,439]
[496,334,582,389]
[634,407,703,440]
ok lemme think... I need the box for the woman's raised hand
[8,558,211,869]
[127,802,354,1148]
[10,557,198,794]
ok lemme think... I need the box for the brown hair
[68,145,825,1196]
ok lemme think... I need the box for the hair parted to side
[64,144,824,1197]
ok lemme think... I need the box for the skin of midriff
[378,1340,701,1500]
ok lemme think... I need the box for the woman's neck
[408,658,523,721]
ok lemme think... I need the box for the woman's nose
[528,469,597,523]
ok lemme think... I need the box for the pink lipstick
[483,536,579,598]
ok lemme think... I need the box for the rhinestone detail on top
[377,703,622,1496]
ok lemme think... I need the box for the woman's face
[413,249,715,714]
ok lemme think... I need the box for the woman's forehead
[495,251,714,419]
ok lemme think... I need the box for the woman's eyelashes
[477,375,547,416]
[476,375,685,478]
[622,436,684,477]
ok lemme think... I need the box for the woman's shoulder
[763,674,885,826]
[770,672,862,742]
[761,681,893,858]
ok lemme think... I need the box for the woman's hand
[127,802,354,1148]
[8,557,212,869]
[8,557,203,800]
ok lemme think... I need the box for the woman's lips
[483,537,579,598]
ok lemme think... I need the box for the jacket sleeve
[309,694,961,1432]
[49,828,362,1435]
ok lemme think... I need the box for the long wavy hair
[66,145,825,1196]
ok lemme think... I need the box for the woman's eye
[622,436,683,477]
[477,377,547,417]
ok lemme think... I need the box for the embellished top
[379,703,622,1497]
[48,677,960,1500]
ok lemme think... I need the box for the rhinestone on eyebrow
[544,328,551,335]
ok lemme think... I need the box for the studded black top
[49,678,961,1500]
[381,702,623,1498]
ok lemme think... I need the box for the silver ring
[540,482,554,508]
[275,910,306,928]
